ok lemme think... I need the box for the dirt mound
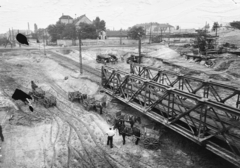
[148,46,179,60]
[213,60,235,71]
[227,61,240,78]
[218,29,240,47]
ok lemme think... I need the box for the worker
[133,127,141,145]
[0,125,4,142]
[121,127,127,145]
[106,127,115,148]
[129,118,134,128]
[31,81,38,91]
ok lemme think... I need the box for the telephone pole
[43,29,46,55]
[149,22,152,43]
[120,28,122,45]
[138,32,142,64]
[78,30,83,74]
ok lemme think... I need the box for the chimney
[28,22,30,30]
[62,13,63,16]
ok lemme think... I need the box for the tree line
[32,17,106,42]
[31,20,240,42]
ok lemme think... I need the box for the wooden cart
[29,88,56,108]
[142,127,161,150]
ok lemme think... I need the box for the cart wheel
[143,137,160,150]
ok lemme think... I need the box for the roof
[106,30,128,37]
[74,14,92,25]
[59,15,73,20]
[135,23,174,29]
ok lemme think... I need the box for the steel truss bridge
[101,63,240,167]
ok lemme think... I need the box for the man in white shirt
[106,127,115,148]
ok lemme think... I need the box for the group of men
[106,126,140,148]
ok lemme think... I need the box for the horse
[117,113,141,128]
[113,119,141,145]
[79,93,87,103]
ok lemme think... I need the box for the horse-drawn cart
[113,112,163,150]
[83,97,105,114]
[68,91,87,103]
[142,127,161,150]
[29,88,57,108]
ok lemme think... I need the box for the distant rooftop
[135,23,174,29]
[59,15,73,20]
[74,14,85,24]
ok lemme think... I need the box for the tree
[62,23,77,40]
[212,22,219,36]
[93,17,106,32]
[47,24,58,42]
[128,26,146,40]
[230,21,240,30]
[204,23,210,30]
[47,22,66,42]
[78,22,98,39]
[176,25,180,30]
[31,33,38,39]
[55,22,66,39]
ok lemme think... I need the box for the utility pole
[78,30,83,74]
[18,30,21,47]
[138,32,141,64]
[168,26,170,43]
[149,23,152,43]
[9,28,12,48]
[12,28,15,47]
[120,28,122,45]
[43,29,46,55]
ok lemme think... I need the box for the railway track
[47,51,101,78]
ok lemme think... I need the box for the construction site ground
[0,44,238,168]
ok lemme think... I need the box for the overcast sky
[0,0,240,33]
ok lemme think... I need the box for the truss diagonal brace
[103,69,116,87]
[128,79,150,102]
[113,75,130,95]
[144,87,175,112]
[169,103,203,124]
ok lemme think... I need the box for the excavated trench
[49,49,238,168]
[0,48,238,168]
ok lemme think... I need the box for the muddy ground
[0,46,237,168]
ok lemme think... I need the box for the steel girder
[130,63,240,114]
[102,65,240,167]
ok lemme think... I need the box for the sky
[0,0,240,33]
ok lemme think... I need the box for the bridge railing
[130,63,240,112]
[102,65,240,167]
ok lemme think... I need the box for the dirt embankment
[0,50,199,168]
[0,49,236,168]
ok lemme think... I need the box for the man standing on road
[106,127,115,148]
[0,125,4,142]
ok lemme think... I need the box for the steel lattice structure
[130,63,240,111]
[101,65,240,167]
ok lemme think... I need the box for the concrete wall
[57,39,150,46]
